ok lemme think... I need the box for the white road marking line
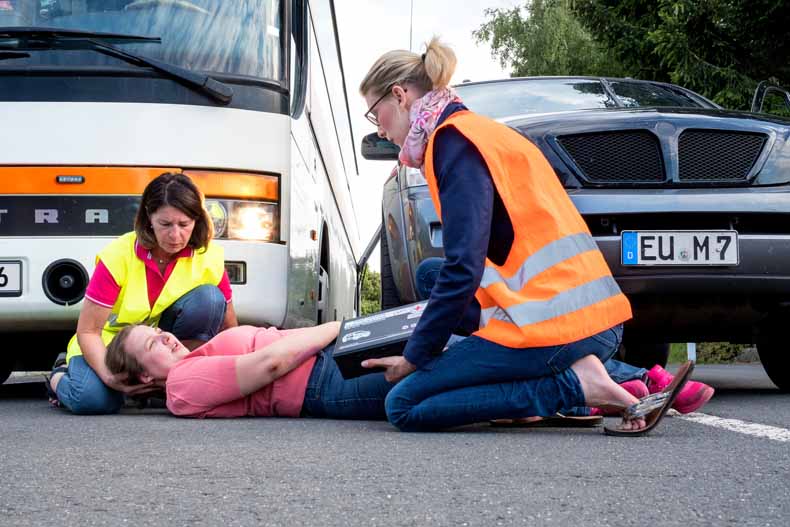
[673,411,790,443]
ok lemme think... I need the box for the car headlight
[205,199,279,242]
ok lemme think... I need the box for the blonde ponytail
[423,37,456,90]
[359,37,457,97]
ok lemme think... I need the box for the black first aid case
[333,301,428,379]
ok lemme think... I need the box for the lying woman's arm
[234,321,340,396]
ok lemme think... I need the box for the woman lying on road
[107,320,697,431]
[104,322,392,420]
[358,38,695,435]
[48,173,238,415]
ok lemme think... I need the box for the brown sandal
[604,361,695,437]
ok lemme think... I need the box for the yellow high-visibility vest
[65,231,225,363]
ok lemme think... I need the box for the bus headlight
[205,199,279,242]
[205,200,228,238]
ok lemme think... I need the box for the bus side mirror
[361,132,400,160]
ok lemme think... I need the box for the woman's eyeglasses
[364,84,402,126]
[364,90,391,127]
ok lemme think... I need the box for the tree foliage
[473,0,625,77]
[475,0,790,110]
[572,0,790,109]
[360,265,381,315]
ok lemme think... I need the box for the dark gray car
[362,77,790,390]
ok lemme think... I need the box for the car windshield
[0,0,282,80]
[455,78,707,119]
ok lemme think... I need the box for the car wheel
[0,354,13,385]
[621,341,670,369]
[380,217,402,310]
[756,339,790,392]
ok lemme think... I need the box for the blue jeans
[385,324,623,431]
[302,346,394,420]
[56,284,226,415]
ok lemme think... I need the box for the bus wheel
[0,354,13,385]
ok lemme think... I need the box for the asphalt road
[1,364,788,527]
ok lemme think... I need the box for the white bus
[0,0,362,383]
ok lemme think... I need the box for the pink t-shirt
[165,326,317,418]
[84,241,232,309]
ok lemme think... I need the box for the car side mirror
[361,132,400,160]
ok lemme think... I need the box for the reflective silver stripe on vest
[479,275,622,328]
[480,233,599,291]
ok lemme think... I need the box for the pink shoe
[646,364,714,414]
[590,379,649,416]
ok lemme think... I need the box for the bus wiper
[0,27,233,104]
[0,51,29,60]
[0,27,162,44]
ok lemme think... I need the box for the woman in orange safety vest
[360,38,693,435]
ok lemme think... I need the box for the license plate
[621,231,738,266]
[0,260,22,296]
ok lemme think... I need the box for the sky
[334,0,519,269]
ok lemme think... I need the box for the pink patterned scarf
[398,88,463,169]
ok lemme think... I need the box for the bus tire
[380,217,402,310]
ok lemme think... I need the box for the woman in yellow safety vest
[47,172,238,414]
[359,38,693,435]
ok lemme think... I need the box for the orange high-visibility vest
[424,111,632,348]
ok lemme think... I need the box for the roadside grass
[668,343,688,364]
[668,342,753,364]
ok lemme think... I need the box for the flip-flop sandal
[43,366,68,408]
[490,414,603,428]
[604,361,695,437]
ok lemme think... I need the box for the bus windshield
[0,0,283,80]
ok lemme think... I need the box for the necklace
[148,250,171,265]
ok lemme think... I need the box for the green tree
[473,0,625,77]
[572,0,790,109]
[360,265,381,315]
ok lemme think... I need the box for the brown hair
[104,325,145,385]
[359,37,457,98]
[134,172,213,252]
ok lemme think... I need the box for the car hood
[504,106,790,130]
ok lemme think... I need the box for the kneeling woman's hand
[361,356,416,383]
[103,371,159,396]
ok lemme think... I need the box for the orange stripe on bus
[0,167,278,201]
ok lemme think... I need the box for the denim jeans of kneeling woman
[56,284,227,415]
[383,324,624,432]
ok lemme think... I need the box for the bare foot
[570,355,646,431]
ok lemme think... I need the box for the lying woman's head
[105,325,191,383]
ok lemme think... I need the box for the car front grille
[678,130,767,182]
[557,131,665,183]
